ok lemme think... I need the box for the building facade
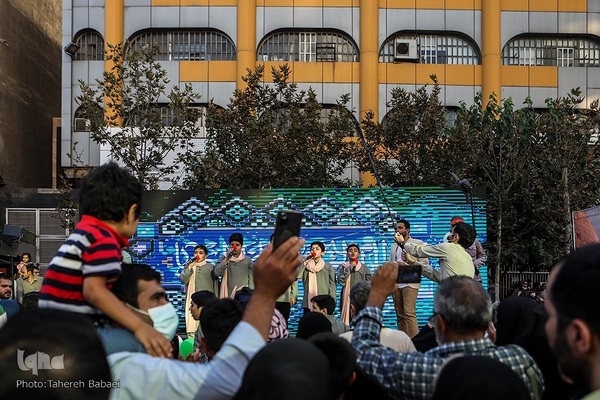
[0,0,62,188]
[62,0,600,170]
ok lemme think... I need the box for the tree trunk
[494,209,502,302]
[562,166,572,253]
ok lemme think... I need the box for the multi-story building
[0,0,62,188]
[62,0,600,173]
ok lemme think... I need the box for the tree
[76,43,202,190]
[358,75,450,187]
[182,64,357,189]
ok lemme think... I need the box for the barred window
[74,30,104,61]
[502,35,600,67]
[258,30,358,62]
[380,33,480,64]
[153,104,209,138]
[128,30,236,61]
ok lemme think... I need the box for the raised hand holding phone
[273,210,303,249]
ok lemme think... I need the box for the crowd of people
[1,161,598,400]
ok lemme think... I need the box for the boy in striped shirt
[39,162,171,357]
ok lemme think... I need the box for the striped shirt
[352,306,544,399]
[39,215,128,315]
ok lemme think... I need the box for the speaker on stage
[0,225,22,258]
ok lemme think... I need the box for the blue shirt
[108,321,265,400]
[352,306,544,399]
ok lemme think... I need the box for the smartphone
[396,264,422,284]
[273,210,303,249]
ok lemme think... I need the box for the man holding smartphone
[395,222,476,283]
[390,219,428,338]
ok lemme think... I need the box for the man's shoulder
[407,237,426,245]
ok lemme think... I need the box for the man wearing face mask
[98,263,179,356]
[108,235,306,400]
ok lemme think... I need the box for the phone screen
[396,264,422,284]
[273,210,303,249]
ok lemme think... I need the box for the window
[502,35,600,67]
[74,30,104,61]
[153,104,209,138]
[128,30,236,61]
[380,33,479,64]
[258,30,358,62]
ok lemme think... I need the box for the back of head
[432,356,529,400]
[495,296,539,346]
[0,308,111,399]
[296,312,332,339]
[79,162,142,222]
[311,294,336,315]
[349,281,371,313]
[434,276,491,334]
[551,244,600,334]
[22,292,40,310]
[309,332,356,399]
[233,338,331,400]
[111,263,162,307]
[191,290,216,307]
[453,222,476,249]
[200,298,244,353]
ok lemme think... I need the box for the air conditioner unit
[394,39,418,61]
[73,118,91,132]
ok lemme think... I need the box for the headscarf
[305,259,325,311]
[432,356,530,400]
[339,260,362,325]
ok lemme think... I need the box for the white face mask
[128,302,179,340]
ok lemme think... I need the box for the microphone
[228,245,237,258]
[304,252,315,261]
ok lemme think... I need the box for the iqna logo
[17,349,64,376]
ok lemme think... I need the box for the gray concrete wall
[0,0,62,188]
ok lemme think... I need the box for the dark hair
[0,272,11,281]
[551,244,600,334]
[33,265,40,271]
[200,298,244,353]
[310,241,326,252]
[194,244,208,254]
[309,332,356,399]
[310,294,336,315]
[111,263,162,308]
[349,281,371,313]
[434,276,491,334]
[79,162,142,222]
[296,312,332,339]
[453,222,476,249]
[346,243,360,253]
[233,286,253,307]
[190,290,216,307]
[229,233,244,245]
[0,309,111,399]
[21,292,39,310]
[396,219,411,230]
[25,264,35,273]
[21,252,31,259]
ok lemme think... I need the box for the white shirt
[403,242,474,283]
[340,327,416,353]
[108,321,265,400]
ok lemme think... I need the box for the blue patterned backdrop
[129,187,487,334]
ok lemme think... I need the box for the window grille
[502,36,600,67]
[129,30,236,61]
[74,31,104,61]
[258,31,358,62]
[380,33,479,64]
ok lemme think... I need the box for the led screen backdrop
[131,187,487,334]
